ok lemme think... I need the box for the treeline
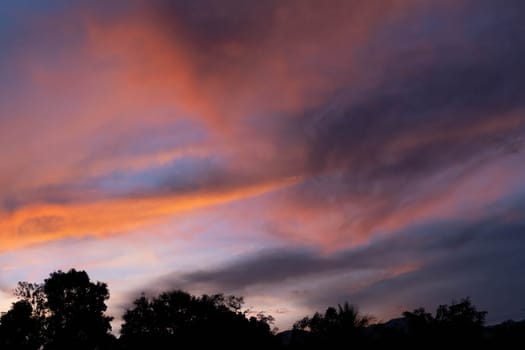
[0,269,523,349]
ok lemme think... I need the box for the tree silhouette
[14,269,115,350]
[120,290,275,349]
[402,297,487,344]
[13,282,46,319]
[0,300,41,350]
[435,297,486,326]
[403,307,434,341]
[293,302,372,347]
[434,297,486,341]
[1,270,523,349]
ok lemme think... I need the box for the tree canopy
[0,300,41,350]
[120,290,276,349]
[0,268,523,349]
[402,297,487,344]
[293,302,372,347]
[5,269,114,350]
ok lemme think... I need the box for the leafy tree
[14,269,115,350]
[435,297,486,327]
[293,302,372,346]
[0,300,41,350]
[294,302,371,332]
[402,297,487,344]
[403,307,434,338]
[13,282,46,319]
[119,290,275,349]
[434,297,486,340]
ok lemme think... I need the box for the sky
[1,0,525,331]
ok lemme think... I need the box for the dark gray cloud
[259,0,525,240]
[165,220,487,291]
[148,196,525,324]
[304,3,525,179]
[327,219,525,323]
[154,0,279,48]
[170,223,458,292]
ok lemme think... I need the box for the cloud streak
[0,176,299,252]
[153,197,525,324]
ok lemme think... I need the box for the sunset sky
[1,0,525,330]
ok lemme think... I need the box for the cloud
[252,0,525,246]
[328,218,525,323]
[0,0,414,249]
[1,0,524,256]
[148,196,525,325]
[168,241,420,293]
[0,176,299,253]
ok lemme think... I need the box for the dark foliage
[292,302,372,347]
[396,297,487,346]
[42,269,114,349]
[119,290,276,349]
[1,269,525,349]
[0,300,41,350]
[4,269,115,350]
[284,297,516,348]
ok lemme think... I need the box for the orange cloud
[249,148,525,251]
[80,0,423,127]
[0,176,300,253]
[1,0,521,256]
[0,0,424,197]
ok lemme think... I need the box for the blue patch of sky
[0,0,70,46]
[96,154,225,197]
